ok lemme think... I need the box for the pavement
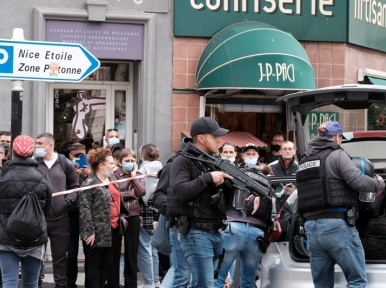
[41,262,145,288]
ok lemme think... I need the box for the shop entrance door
[47,83,133,153]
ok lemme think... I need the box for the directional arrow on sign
[0,39,100,82]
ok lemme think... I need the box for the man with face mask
[239,143,261,168]
[264,132,286,164]
[35,132,79,288]
[105,128,121,150]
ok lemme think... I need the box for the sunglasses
[107,128,118,132]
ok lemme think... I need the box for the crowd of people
[0,117,382,288]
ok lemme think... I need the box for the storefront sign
[308,111,339,140]
[175,0,386,53]
[174,0,348,41]
[348,0,386,53]
[46,20,143,60]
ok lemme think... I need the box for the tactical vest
[166,187,193,218]
[296,147,358,213]
[163,154,194,218]
[241,167,273,225]
[168,157,229,223]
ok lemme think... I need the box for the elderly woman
[0,135,52,288]
[79,148,121,288]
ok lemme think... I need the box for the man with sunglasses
[105,128,120,150]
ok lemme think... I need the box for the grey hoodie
[303,138,385,216]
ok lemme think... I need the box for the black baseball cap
[190,117,229,137]
[242,143,259,153]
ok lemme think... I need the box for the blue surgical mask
[108,138,120,147]
[35,147,47,158]
[122,162,135,172]
[244,157,258,166]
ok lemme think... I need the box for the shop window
[85,62,130,81]
[53,88,106,154]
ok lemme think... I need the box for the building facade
[171,0,386,154]
[1,0,386,159]
[0,0,173,160]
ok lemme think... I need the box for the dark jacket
[152,164,170,215]
[264,152,280,164]
[37,154,78,219]
[170,145,230,225]
[113,168,145,217]
[302,138,385,217]
[79,174,112,247]
[226,166,272,230]
[153,138,191,215]
[0,157,52,246]
[269,157,298,176]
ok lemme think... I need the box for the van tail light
[267,207,283,242]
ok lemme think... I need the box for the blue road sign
[0,39,100,82]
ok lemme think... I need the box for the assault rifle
[181,142,272,200]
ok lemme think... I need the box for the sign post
[1,28,100,151]
[11,80,23,145]
[0,36,100,82]
[10,29,25,148]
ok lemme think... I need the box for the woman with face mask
[220,142,237,165]
[111,148,146,288]
[79,148,122,288]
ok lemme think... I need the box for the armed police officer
[169,117,233,288]
[297,121,385,288]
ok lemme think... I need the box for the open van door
[277,84,386,157]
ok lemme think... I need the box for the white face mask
[222,156,236,163]
[244,157,258,166]
[108,138,120,147]
[35,147,47,158]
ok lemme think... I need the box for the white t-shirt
[44,153,58,169]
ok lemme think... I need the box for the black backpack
[7,191,46,242]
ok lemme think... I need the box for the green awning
[368,76,386,86]
[196,22,315,91]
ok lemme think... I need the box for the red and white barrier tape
[52,173,157,197]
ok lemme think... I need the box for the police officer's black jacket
[169,147,232,225]
[297,138,385,217]
[0,157,52,246]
